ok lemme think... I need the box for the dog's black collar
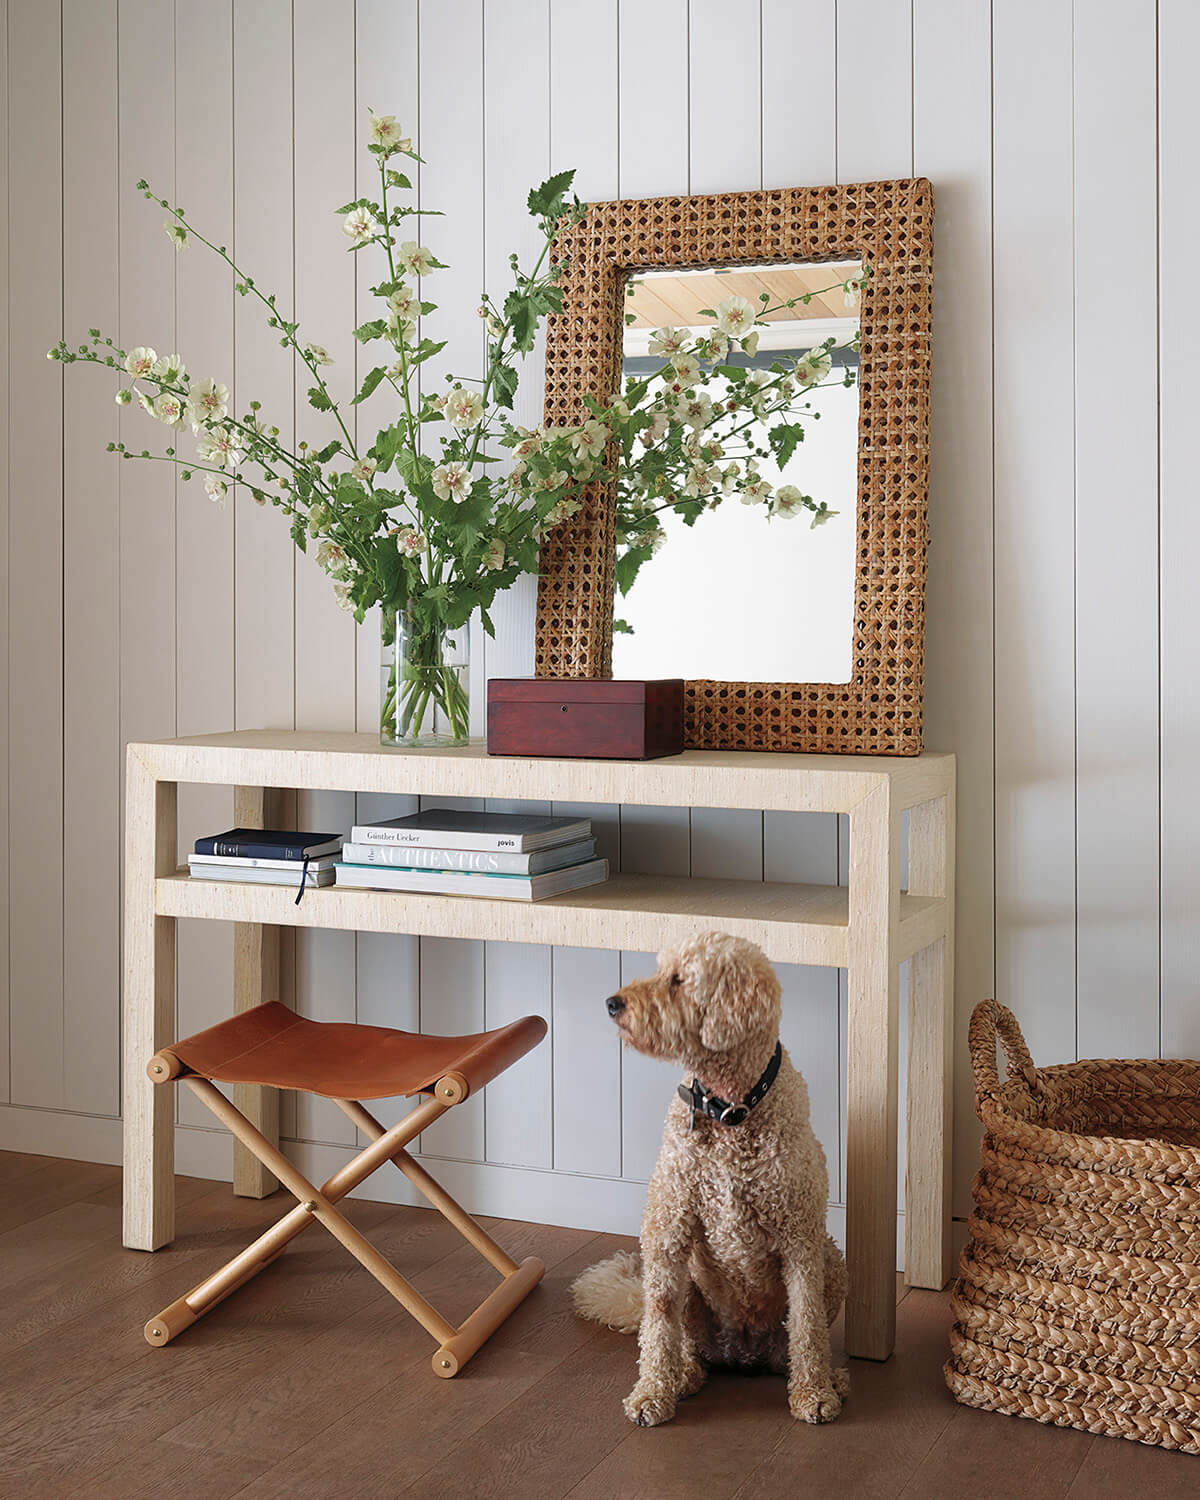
[677,1041,782,1129]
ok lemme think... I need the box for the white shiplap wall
[3,0,1194,1241]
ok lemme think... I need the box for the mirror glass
[610,261,861,685]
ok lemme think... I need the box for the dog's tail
[570,1250,643,1334]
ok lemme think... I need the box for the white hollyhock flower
[511,427,541,460]
[648,327,686,358]
[702,331,730,361]
[195,427,244,470]
[669,352,701,387]
[543,496,581,527]
[187,377,229,429]
[741,330,760,357]
[136,390,156,416]
[305,343,334,367]
[398,241,435,277]
[153,352,186,383]
[368,111,410,153]
[811,506,838,528]
[679,393,713,429]
[343,207,374,243]
[681,462,717,498]
[316,539,349,572]
[740,476,773,507]
[388,284,418,320]
[350,458,376,483]
[394,526,425,557]
[125,346,157,378]
[508,462,527,491]
[715,295,755,337]
[204,474,228,507]
[484,537,506,571]
[772,484,805,519]
[641,411,669,446]
[154,392,185,428]
[795,347,833,386]
[445,386,484,429]
[842,277,862,310]
[164,220,188,252]
[432,461,471,501]
[721,462,741,492]
[332,580,355,611]
[537,470,569,493]
[569,418,607,463]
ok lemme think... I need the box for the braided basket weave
[947,999,1200,1455]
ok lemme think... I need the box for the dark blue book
[194,828,344,862]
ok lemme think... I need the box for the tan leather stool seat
[165,1000,546,1102]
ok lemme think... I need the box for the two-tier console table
[123,731,955,1361]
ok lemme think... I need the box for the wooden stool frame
[144,1050,544,1378]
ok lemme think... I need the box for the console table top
[129,730,954,815]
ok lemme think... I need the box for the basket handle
[969,999,1038,1102]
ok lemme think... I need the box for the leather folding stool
[143,1000,547,1377]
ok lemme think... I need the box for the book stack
[189,828,345,893]
[336,809,607,901]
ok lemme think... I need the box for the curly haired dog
[572,931,848,1428]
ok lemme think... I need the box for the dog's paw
[832,1365,851,1399]
[788,1381,843,1424]
[624,1382,679,1427]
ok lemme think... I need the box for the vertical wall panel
[546,0,624,1177]
[233,0,294,735]
[689,0,760,192]
[618,0,689,198]
[62,0,120,1114]
[835,0,912,182]
[1073,0,1160,1058]
[992,0,1077,1066]
[913,0,994,1215]
[1160,0,1200,1057]
[761,0,843,1201]
[173,0,235,1127]
[351,0,421,1101]
[292,0,358,1147]
[0,0,9,1098]
[9,0,64,1106]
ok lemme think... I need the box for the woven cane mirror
[534,180,933,755]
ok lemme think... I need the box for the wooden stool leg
[432,1256,545,1377]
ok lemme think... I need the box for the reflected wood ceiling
[625,261,862,328]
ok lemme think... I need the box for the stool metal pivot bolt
[141,1001,548,1378]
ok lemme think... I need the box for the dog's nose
[605,994,626,1017]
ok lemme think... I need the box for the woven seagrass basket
[947,999,1200,1455]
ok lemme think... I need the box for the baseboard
[0,1103,923,1264]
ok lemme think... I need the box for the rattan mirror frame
[533,178,934,755]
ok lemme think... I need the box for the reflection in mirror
[610,261,860,685]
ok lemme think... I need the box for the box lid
[488,677,683,706]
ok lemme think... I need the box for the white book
[349,808,591,852]
[338,838,596,875]
[188,861,335,888]
[333,858,609,902]
[189,852,339,872]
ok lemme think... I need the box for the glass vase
[380,607,471,748]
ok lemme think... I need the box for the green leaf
[307,385,332,412]
[351,366,387,405]
[385,171,412,190]
[612,617,633,635]
[527,168,576,219]
[698,307,716,317]
[614,543,653,598]
[354,319,387,342]
[768,421,805,468]
[716,363,749,382]
[314,439,343,465]
[492,362,519,411]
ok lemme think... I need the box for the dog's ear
[699,939,769,1052]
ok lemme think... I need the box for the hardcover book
[193,829,344,862]
[188,861,335,888]
[349,809,590,853]
[338,838,596,875]
[333,858,609,902]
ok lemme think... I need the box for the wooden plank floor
[0,1152,1196,1498]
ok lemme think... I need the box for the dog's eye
[669,972,681,989]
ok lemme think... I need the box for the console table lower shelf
[123,731,956,1364]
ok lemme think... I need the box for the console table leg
[845,783,900,1361]
[231,785,290,1197]
[904,787,956,1289]
[123,755,177,1250]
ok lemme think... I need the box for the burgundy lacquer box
[486,678,684,760]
